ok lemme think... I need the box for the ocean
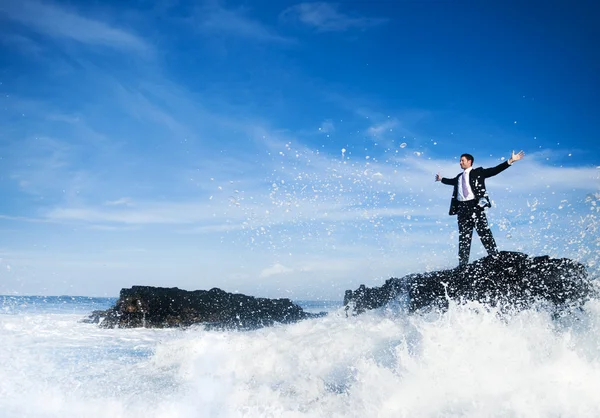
[2,295,600,417]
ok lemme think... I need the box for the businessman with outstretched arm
[435,150,525,266]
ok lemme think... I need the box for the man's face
[460,156,472,169]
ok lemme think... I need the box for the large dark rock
[344,251,597,315]
[84,286,322,329]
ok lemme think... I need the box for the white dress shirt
[457,167,475,201]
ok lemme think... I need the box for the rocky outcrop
[84,286,322,329]
[344,251,596,315]
[84,253,596,329]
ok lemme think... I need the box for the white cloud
[37,136,600,243]
[45,203,214,225]
[198,1,293,44]
[318,119,335,134]
[87,224,139,231]
[104,197,135,207]
[0,0,151,54]
[259,263,293,278]
[281,2,387,32]
[367,119,397,137]
[0,214,55,223]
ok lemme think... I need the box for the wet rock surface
[84,286,323,330]
[344,252,596,315]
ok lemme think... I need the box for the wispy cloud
[259,263,293,278]
[36,133,600,237]
[104,197,135,207]
[0,214,55,224]
[280,2,387,32]
[0,33,44,56]
[0,0,151,54]
[7,136,72,197]
[197,1,293,44]
[318,119,335,134]
[367,119,398,139]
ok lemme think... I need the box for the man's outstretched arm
[435,172,456,185]
[482,149,526,177]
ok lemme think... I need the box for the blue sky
[0,0,598,299]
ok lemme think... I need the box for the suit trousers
[456,200,498,266]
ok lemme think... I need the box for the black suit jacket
[441,161,511,215]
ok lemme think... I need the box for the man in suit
[435,150,525,266]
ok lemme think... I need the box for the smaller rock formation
[84,286,322,329]
[344,251,596,315]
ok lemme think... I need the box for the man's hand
[435,172,441,182]
[508,150,525,164]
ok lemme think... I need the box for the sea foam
[1,298,600,417]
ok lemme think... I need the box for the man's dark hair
[461,153,474,164]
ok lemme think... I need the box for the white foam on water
[2,299,600,417]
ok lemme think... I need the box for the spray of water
[2,300,600,417]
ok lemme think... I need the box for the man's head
[460,153,474,169]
